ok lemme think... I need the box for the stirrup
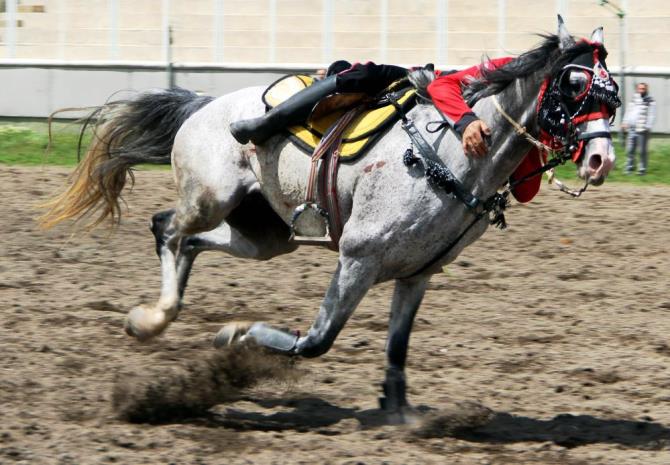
[289,202,332,245]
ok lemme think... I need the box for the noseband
[537,42,621,163]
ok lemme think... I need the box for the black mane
[463,34,608,106]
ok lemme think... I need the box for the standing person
[622,82,656,175]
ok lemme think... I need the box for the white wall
[0,61,308,118]
[1,61,669,133]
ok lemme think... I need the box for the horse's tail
[39,87,215,231]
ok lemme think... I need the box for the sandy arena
[1,165,670,464]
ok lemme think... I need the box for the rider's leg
[229,75,338,145]
[624,131,638,174]
[638,131,649,175]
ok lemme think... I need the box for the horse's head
[539,16,621,186]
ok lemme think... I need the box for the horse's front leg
[295,256,377,357]
[215,255,377,356]
[380,275,430,422]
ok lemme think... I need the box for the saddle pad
[262,74,417,161]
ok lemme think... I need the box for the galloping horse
[42,17,619,418]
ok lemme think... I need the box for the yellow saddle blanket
[262,74,416,161]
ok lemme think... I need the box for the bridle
[492,42,621,197]
[492,96,590,198]
[397,41,621,278]
[536,42,620,158]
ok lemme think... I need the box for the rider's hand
[462,119,492,157]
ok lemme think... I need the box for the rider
[230,58,508,159]
[229,60,408,146]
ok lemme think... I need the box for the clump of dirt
[112,342,299,423]
[410,401,495,439]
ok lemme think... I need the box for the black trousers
[335,62,408,96]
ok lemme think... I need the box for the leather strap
[577,130,611,140]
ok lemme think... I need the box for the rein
[492,95,590,198]
[397,40,620,279]
[388,93,509,228]
[394,84,594,279]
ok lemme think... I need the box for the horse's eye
[559,69,591,99]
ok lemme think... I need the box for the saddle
[262,74,417,160]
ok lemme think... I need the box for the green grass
[0,120,169,169]
[2,120,670,184]
[0,121,88,166]
[552,137,670,185]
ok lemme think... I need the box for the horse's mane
[465,34,608,105]
[409,34,608,107]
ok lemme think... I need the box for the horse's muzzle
[580,137,615,186]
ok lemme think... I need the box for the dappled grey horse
[42,17,619,419]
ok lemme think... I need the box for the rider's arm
[428,57,513,136]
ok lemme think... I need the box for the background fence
[1,0,669,131]
[4,0,670,66]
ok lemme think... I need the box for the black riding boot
[230,75,338,145]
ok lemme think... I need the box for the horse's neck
[456,76,543,201]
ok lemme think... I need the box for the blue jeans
[625,130,649,174]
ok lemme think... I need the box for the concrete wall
[1,61,669,133]
[0,61,303,118]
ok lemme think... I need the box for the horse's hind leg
[147,208,192,307]
[125,208,186,340]
[125,188,245,340]
[128,193,296,341]
[379,276,430,421]
[175,215,297,301]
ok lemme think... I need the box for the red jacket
[427,57,543,203]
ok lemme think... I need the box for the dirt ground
[2,165,670,465]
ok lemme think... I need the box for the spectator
[622,82,656,175]
[312,60,356,81]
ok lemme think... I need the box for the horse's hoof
[387,406,421,425]
[124,305,168,342]
[378,400,420,425]
[213,321,253,348]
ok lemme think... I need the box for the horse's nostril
[589,154,603,171]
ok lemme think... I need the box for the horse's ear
[557,14,576,51]
[591,26,604,45]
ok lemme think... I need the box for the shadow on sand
[198,396,670,450]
